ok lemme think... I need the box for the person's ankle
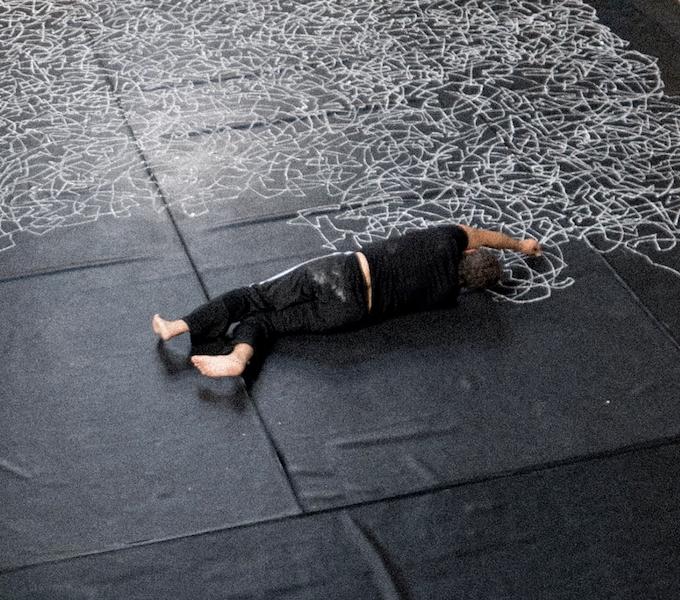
[232,343,254,364]
[172,319,189,336]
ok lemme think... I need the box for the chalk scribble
[1,0,678,302]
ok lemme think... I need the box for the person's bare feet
[191,354,247,378]
[191,343,254,378]
[152,314,188,341]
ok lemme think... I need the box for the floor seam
[115,95,307,513]
[244,386,305,512]
[86,26,306,517]
[4,432,679,576]
[104,81,212,302]
[593,250,680,353]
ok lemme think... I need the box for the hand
[519,239,542,256]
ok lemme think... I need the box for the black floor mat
[3,0,680,596]
[0,263,300,569]
[3,443,678,599]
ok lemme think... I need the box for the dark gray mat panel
[163,217,344,297]
[244,241,680,509]
[0,204,190,282]
[579,0,680,342]
[586,0,680,95]
[596,245,680,342]
[349,443,680,599]
[0,263,299,570]
[0,3,164,267]
[631,0,680,51]
[3,444,678,599]
[0,511,373,600]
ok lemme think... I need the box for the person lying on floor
[152,224,542,378]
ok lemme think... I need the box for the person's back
[361,225,469,317]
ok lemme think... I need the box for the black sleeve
[452,225,468,252]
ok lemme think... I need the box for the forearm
[460,225,521,251]
[459,225,541,256]
[476,229,522,251]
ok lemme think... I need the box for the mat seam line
[83,21,211,300]
[105,80,212,302]
[245,391,305,512]
[105,92,307,514]
[0,256,152,284]
[119,108,307,509]
[90,31,306,513]
[4,432,679,575]
[592,249,680,352]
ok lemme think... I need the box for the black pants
[183,252,369,357]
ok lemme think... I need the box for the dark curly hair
[458,249,502,289]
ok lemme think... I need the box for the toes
[153,315,172,340]
[191,356,211,376]
[193,362,209,376]
[196,363,216,378]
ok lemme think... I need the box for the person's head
[458,249,502,290]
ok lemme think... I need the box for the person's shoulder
[402,224,468,248]
[415,224,468,252]
[449,224,469,251]
[434,223,467,234]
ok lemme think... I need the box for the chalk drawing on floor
[1,0,678,303]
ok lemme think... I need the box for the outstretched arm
[458,225,542,256]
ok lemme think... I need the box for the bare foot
[191,343,254,378]
[152,314,188,341]
[191,354,247,378]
